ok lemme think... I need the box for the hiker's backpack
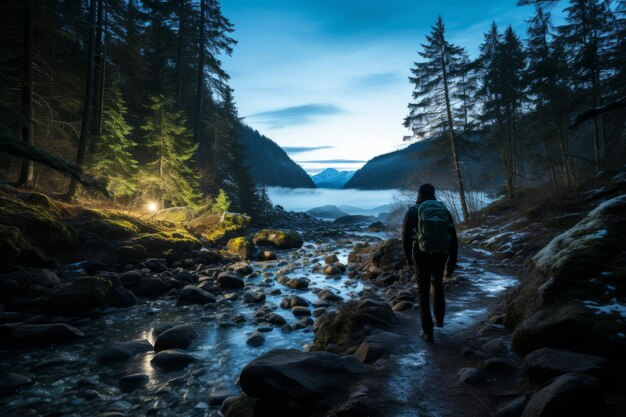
[414,200,452,253]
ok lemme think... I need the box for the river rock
[284,277,309,289]
[227,237,255,260]
[208,384,235,405]
[523,348,611,386]
[0,373,33,395]
[230,262,253,276]
[177,285,216,305]
[353,332,401,363]
[141,258,168,273]
[108,287,137,307]
[43,277,111,315]
[291,306,311,317]
[246,331,265,347]
[280,295,309,308]
[494,394,531,417]
[371,238,405,271]
[217,272,244,289]
[324,254,339,264]
[318,289,343,302]
[323,263,344,276]
[521,373,604,417]
[257,250,277,261]
[252,229,304,249]
[154,324,198,352]
[118,270,143,287]
[96,339,153,364]
[151,349,195,370]
[10,323,84,346]
[392,300,414,311]
[118,373,149,393]
[239,349,366,409]
[133,277,167,297]
[267,313,287,325]
[457,367,483,384]
[243,291,266,304]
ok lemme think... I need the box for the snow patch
[584,299,626,319]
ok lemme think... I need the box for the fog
[267,187,404,214]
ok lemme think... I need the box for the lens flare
[147,202,158,213]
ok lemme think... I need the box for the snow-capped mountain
[311,168,355,189]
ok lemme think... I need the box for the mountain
[344,135,501,190]
[311,168,355,189]
[306,205,349,219]
[237,124,315,188]
[337,204,398,216]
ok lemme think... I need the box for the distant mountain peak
[311,168,355,189]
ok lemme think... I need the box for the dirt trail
[359,247,522,417]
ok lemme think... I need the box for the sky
[220,0,560,175]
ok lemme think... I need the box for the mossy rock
[133,230,201,255]
[197,212,251,245]
[227,237,255,260]
[0,190,77,252]
[87,218,139,240]
[43,277,111,315]
[252,229,303,250]
[115,244,148,263]
[0,225,50,267]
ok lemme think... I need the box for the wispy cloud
[246,103,346,129]
[283,146,335,153]
[348,72,404,89]
[296,159,367,164]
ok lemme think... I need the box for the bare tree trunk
[65,0,97,200]
[17,0,34,187]
[176,0,185,104]
[441,52,469,221]
[194,0,205,143]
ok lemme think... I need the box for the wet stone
[247,331,265,347]
[118,373,149,393]
[154,324,198,352]
[151,349,195,370]
[0,373,33,394]
[291,306,311,317]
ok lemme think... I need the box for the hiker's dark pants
[413,251,448,334]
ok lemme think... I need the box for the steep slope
[344,136,501,189]
[236,124,315,188]
[312,168,355,188]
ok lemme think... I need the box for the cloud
[348,72,404,89]
[296,159,367,164]
[246,104,346,129]
[282,146,335,153]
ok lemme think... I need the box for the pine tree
[89,83,137,200]
[526,6,577,188]
[559,0,614,170]
[404,16,470,220]
[139,95,202,208]
[453,52,479,135]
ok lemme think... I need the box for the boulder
[227,237,255,260]
[252,229,304,250]
[494,394,531,417]
[318,289,343,302]
[10,323,84,347]
[521,373,604,417]
[243,291,266,304]
[457,367,483,384]
[151,349,195,370]
[217,272,244,289]
[118,270,143,287]
[523,348,611,386]
[177,285,216,305]
[367,221,386,232]
[312,297,394,352]
[353,332,401,363]
[246,331,265,347]
[141,258,168,273]
[118,373,149,393]
[96,339,153,364]
[43,277,111,315]
[239,349,366,408]
[154,324,198,352]
[281,295,309,308]
[292,306,311,317]
[132,277,167,297]
[371,239,405,271]
[108,287,137,307]
[324,254,339,264]
[284,277,309,290]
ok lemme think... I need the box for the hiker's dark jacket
[401,197,458,270]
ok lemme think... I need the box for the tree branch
[569,96,626,129]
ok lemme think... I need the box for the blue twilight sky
[220,0,564,175]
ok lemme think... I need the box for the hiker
[402,183,458,343]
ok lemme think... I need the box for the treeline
[0,0,262,215]
[405,0,625,220]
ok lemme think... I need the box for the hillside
[237,124,316,188]
[344,136,501,190]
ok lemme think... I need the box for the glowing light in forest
[147,202,158,213]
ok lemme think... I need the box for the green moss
[252,229,303,250]
[226,237,255,260]
[115,244,148,262]
[150,207,197,223]
[0,190,77,251]
[194,212,251,245]
[133,229,201,254]
[89,218,139,239]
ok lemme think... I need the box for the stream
[0,230,518,417]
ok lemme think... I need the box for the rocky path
[352,247,520,417]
